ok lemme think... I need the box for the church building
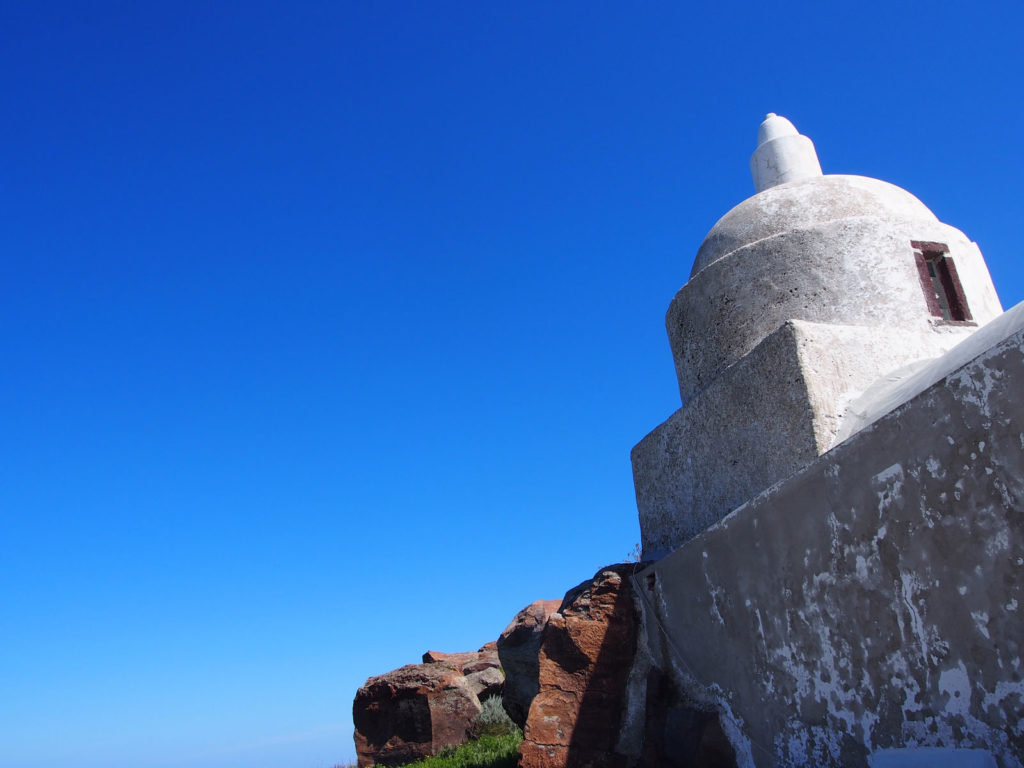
[630,115,1024,766]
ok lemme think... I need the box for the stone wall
[632,319,970,557]
[637,309,1024,766]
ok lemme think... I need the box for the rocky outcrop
[352,571,737,768]
[497,598,561,726]
[422,643,504,700]
[353,645,502,767]
[519,565,640,768]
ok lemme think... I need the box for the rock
[353,645,504,767]
[519,565,640,768]
[497,598,561,726]
[422,643,499,674]
[465,666,504,700]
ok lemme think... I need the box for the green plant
[392,730,522,768]
[469,696,518,739]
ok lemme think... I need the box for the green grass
[391,730,522,768]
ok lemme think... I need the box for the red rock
[353,645,504,767]
[465,666,504,700]
[497,598,562,726]
[422,644,500,673]
[519,565,639,768]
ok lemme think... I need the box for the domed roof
[691,174,939,277]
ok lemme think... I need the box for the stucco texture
[633,320,973,558]
[639,309,1024,767]
[668,176,1001,404]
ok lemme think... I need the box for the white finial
[750,114,823,192]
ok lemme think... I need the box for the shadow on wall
[640,665,736,768]
[517,564,738,768]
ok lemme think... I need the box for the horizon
[2,3,1022,767]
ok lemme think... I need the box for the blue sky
[1,3,1022,767]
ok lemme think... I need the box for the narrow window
[912,241,972,322]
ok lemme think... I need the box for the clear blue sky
[1,3,1021,767]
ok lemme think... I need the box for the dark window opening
[912,241,972,322]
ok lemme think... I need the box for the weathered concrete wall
[633,319,970,558]
[638,311,1024,767]
[633,321,819,558]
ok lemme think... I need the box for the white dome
[666,174,996,403]
[692,175,938,277]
